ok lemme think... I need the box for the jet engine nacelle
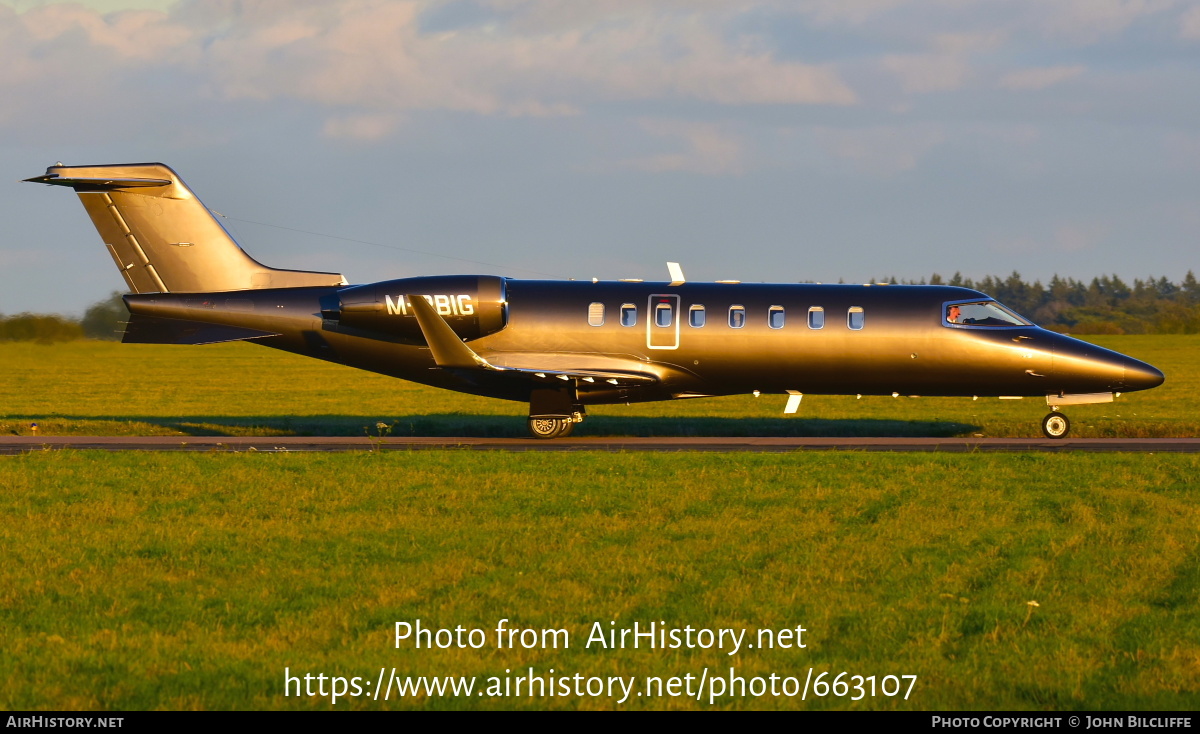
[322,275,508,342]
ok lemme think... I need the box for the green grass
[2,451,1198,710]
[1,338,1197,710]
[0,335,1195,438]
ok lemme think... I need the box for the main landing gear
[1041,409,1071,439]
[527,386,585,439]
[527,415,578,439]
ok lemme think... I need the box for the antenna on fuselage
[667,262,685,286]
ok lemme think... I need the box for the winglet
[406,294,492,369]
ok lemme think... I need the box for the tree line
[884,271,1200,334]
[2,273,1200,341]
[0,292,128,343]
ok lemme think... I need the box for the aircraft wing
[406,293,658,388]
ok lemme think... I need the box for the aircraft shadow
[7,414,981,438]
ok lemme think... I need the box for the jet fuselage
[123,277,1164,407]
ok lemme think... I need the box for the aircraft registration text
[385,294,475,317]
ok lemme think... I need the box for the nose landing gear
[1041,409,1070,439]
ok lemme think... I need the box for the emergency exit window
[655,301,673,327]
[588,302,604,326]
[621,304,637,327]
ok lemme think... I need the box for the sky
[2,0,1198,315]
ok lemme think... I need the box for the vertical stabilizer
[25,163,346,293]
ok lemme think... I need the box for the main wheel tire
[1041,412,1070,439]
[528,417,572,439]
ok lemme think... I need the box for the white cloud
[882,53,971,93]
[0,3,190,67]
[878,31,1003,95]
[1030,0,1178,44]
[992,222,1109,256]
[1055,223,1108,252]
[999,65,1086,91]
[932,30,1007,55]
[1163,132,1200,169]
[1180,4,1200,39]
[619,120,745,176]
[0,0,859,140]
[813,125,944,176]
[321,113,403,141]
[792,0,912,26]
[1,0,178,11]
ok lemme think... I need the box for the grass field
[2,451,1198,710]
[1,337,1198,710]
[0,335,1196,438]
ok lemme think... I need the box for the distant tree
[0,313,84,343]
[81,291,129,340]
[1184,271,1200,303]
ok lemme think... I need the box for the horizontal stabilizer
[22,174,170,191]
[121,313,280,345]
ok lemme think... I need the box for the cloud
[991,222,1109,256]
[0,0,859,143]
[878,32,1003,95]
[13,3,190,60]
[1055,223,1108,252]
[1181,4,1200,39]
[1163,132,1200,169]
[882,53,970,93]
[619,120,745,176]
[321,113,403,141]
[999,65,1086,91]
[813,125,944,176]
[1029,0,1178,44]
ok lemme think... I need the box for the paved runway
[1,436,1198,454]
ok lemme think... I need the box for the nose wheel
[1041,411,1070,439]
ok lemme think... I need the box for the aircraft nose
[1122,357,1164,392]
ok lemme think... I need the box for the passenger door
[647,294,680,350]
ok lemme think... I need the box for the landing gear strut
[527,386,585,439]
[1041,410,1070,439]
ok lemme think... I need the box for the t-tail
[24,162,346,293]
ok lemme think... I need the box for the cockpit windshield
[945,300,1030,327]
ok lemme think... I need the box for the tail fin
[25,162,346,294]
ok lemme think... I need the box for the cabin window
[729,305,746,329]
[848,306,865,330]
[808,306,824,330]
[620,303,637,327]
[768,306,785,329]
[588,302,605,327]
[689,305,706,328]
[654,301,673,328]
